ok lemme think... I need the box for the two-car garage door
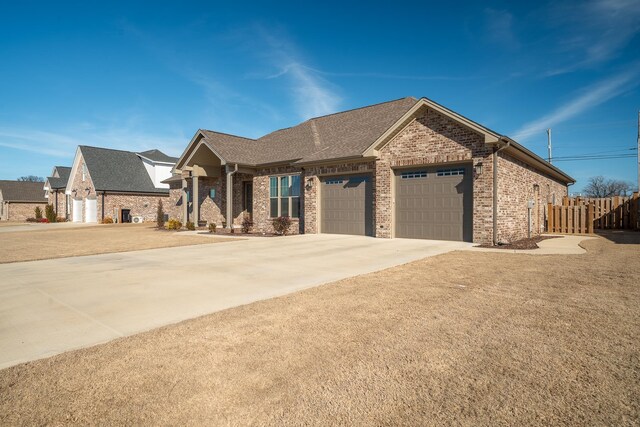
[319,165,472,242]
[395,165,472,242]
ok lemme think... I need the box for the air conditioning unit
[132,216,144,224]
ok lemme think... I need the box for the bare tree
[583,176,634,197]
[17,175,44,182]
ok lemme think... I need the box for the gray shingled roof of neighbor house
[0,180,48,202]
[137,149,179,164]
[79,146,172,193]
[47,166,72,189]
[199,97,418,166]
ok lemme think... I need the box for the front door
[121,209,131,223]
[243,181,253,216]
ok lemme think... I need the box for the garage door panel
[321,175,373,236]
[395,165,472,242]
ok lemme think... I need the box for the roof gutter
[493,138,511,246]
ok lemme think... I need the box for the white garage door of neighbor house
[72,199,83,223]
[85,199,97,223]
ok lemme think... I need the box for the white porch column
[181,177,188,224]
[192,168,199,225]
[226,164,237,229]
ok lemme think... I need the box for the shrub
[186,221,195,231]
[241,216,254,234]
[45,204,56,222]
[102,216,114,224]
[26,217,37,222]
[55,217,67,223]
[208,223,217,233]
[166,219,182,230]
[38,218,49,223]
[34,206,43,219]
[156,199,165,229]
[272,216,292,235]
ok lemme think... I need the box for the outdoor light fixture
[474,162,483,176]
[85,187,91,195]
[305,177,314,190]
[533,184,540,191]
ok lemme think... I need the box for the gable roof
[177,96,574,184]
[0,180,48,202]
[46,166,72,189]
[79,146,170,193]
[137,149,178,164]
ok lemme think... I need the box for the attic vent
[310,120,321,147]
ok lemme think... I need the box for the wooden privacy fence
[547,193,640,234]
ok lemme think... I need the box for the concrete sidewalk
[465,234,596,255]
[0,234,470,369]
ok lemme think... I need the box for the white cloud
[255,27,341,120]
[483,8,520,50]
[512,66,640,141]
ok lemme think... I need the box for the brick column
[181,177,188,223]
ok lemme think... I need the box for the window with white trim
[270,175,300,218]
[436,168,465,177]
[82,163,87,181]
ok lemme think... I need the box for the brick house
[66,146,177,223]
[0,180,48,221]
[168,97,574,244]
[44,166,72,220]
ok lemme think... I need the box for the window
[81,163,86,181]
[270,174,300,218]
[401,171,427,179]
[436,168,465,177]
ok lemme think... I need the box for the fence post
[587,203,594,234]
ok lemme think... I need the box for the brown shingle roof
[0,180,48,202]
[199,97,418,166]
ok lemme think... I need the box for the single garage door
[72,199,83,223]
[395,165,472,241]
[321,175,373,236]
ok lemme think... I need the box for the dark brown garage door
[395,165,472,241]
[321,175,373,236]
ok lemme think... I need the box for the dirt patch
[478,234,562,250]
[0,224,232,263]
[1,234,639,425]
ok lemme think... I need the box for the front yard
[0,224,230,263]
[1,232,638,425]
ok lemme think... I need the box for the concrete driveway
[0,234,470,369]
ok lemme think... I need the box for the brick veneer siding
[254,166,303,234]
[496,152,568,243]
[68,151,95,222]
[377,107,494,243]
[1,202,48,221]
[46,190,69,219]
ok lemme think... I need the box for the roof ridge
[304,96,417,122]
[200,129,256,141]
[79,145,138,155]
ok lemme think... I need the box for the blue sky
[0,0,638,192]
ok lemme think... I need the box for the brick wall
[46,190,69,219]
[496,152,568,242]
[254,166,303,234]
[68,151,94,222]
[1,202,48,221]
[98,193,169,223]
[377,107,493,243]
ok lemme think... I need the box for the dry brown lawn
[0,221,29,228]
[1,232,639,426]
[0,224,231,263]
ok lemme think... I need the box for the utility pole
[547,128,552,163]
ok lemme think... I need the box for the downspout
[55,191,58,216]
[226,163,238,229]
[493,138,511,245]
[101,191,105,222]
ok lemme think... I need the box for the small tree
[272,216,292,235]
[34,206,43,219]
[45,204,56,222]
[156,199,165,229]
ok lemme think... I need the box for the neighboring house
[0,180,48,221]
[44,166,72,219]
[66,146,177,223]
[169,97,574,244]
